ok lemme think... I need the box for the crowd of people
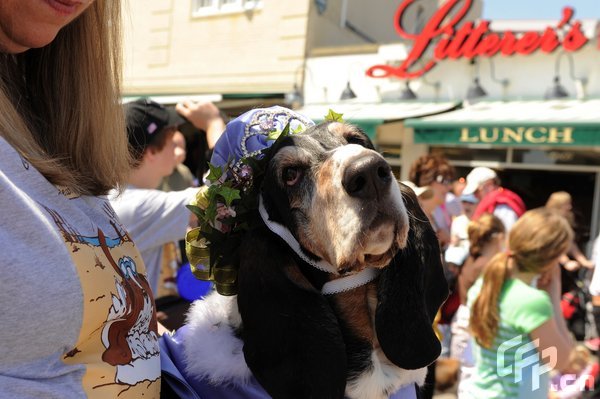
[3,2,600,399]
[405,154,600,398]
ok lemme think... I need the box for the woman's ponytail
[469,252,512,348]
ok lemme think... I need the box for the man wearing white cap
[462,167,526,231]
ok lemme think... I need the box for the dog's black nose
[342,154,392,200]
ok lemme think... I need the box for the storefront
[297,0,600,249]
[405,99,600,249]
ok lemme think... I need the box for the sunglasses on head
[435,175,452,185]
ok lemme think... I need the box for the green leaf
[204,201,217,224]
[324,109,344,123]
[266,129,282,141]
[280,121,291,137]
[292,124,305,134]
[217,186,241,207]
[206,163,223,182]
[186,204,206,219]
[206,184,220,202]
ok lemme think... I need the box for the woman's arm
[530,318,575,372]
[568,241,594,269]
[531,264,575,372]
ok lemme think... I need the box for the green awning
[409,124,600,147]
[296,101,459,141]
[405,100,600,147]
[311,118,383,140]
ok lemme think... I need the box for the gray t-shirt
[109,186,196,295]
[0,137,160,398]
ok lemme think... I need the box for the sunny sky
[483,0,600,19]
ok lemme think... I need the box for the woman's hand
[562,260,581,271]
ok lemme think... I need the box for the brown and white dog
[181,121,448,399]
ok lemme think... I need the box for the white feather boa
[181,291,252,386]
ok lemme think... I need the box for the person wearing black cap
[124,98,184,180]
[111,98,225,329]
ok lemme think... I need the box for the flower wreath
[185,107,344,295]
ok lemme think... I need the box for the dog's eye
[282,167,302,186]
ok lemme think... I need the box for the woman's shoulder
[467,276,552,310]
[502,279,553,331]
[503,278,550,301]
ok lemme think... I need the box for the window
[513,149,600,166]
[430,146,508,163]
[192,0,262,17]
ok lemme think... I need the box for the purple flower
[232,164,254,192]
[258,115,274,132]
[239,164,252,179]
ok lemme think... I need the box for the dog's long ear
[237,227,347,399]
[375,183,449,370]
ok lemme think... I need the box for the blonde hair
[470,208,573,348]
[467,213,505,258]
[546,191,575,225]
[567,345,591,375]
[546,191,572,210]
[0,1,129,195]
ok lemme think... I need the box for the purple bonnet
[210,106,315,168]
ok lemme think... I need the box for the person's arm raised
[176,101,226,149]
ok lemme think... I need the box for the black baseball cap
[124,98,185,155]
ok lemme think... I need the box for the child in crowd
[465,208,576,398]
[451,213,506,396]
[408,154,457,249]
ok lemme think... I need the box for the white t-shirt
[588,234,600,296]
[110,186,197,294]
[450,214,470,250]
[0,137,160,398]
[493,204,519,232]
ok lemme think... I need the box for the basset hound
[173,120,448,399]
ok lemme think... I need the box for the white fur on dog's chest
[346,349,426,399]
[182,292,426,399]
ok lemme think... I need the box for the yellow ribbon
[185,228,238,296]
[185,228,211,277]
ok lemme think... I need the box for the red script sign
[366,0,588,79]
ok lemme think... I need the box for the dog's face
[262,121,409,274]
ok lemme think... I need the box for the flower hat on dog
[186,106,315,295]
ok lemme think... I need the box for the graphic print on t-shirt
[44,201,160,398]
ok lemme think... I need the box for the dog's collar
[258,195,380,295]
[258,195,337,274]
[320,267,380,295]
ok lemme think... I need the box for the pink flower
[216,203,237,219]
[210,203,237,233]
